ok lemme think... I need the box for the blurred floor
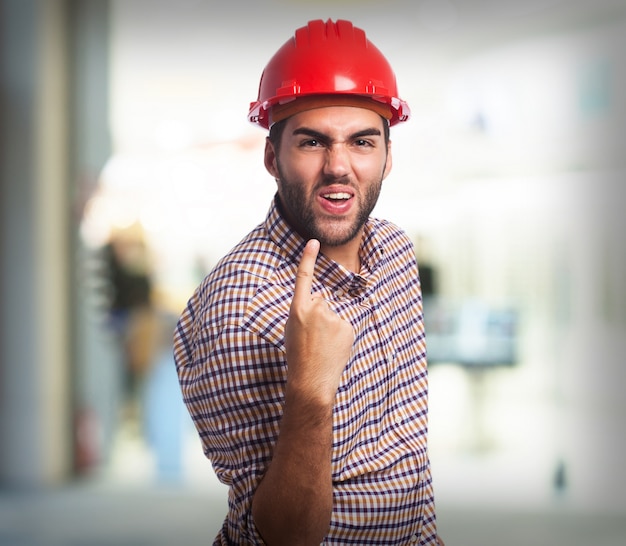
[0,480,226,546]
[1,479,625,546]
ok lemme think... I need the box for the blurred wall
[0,0,111,487]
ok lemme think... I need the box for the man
[174,18,443,545]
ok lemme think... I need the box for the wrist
[284,380,336,415]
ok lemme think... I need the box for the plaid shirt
[174,196,438,544]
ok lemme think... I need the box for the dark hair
[268,118,288,151]
[268,115,391,155]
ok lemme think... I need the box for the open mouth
[318,189,354,215]
[322,192,351,202]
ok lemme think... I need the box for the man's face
[264,106,392,248]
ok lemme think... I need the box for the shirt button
[410,535,418,543]
[334,289,345,298]
[394,414,403,425]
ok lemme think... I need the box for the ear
[382,140,393,180]
[264,137,279,179]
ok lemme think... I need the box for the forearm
[252,393,334,546]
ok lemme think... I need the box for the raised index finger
[292,239,320,303]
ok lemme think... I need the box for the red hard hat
[248,19,410,129]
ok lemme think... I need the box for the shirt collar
[263,194,308,265]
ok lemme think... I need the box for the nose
[323,144,350,178]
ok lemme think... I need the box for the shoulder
[194,227,286,316]
[174,226,289,366]
[368,217,416,258]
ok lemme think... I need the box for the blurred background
[1,0,625,544]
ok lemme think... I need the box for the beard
[275,164,384,247]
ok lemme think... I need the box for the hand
[284,239,354,404]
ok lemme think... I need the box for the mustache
[316,176,355,189]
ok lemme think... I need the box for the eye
[354,138,374,148]
[299,138,322,148]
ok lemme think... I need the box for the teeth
[324,192,350,200]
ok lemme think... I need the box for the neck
[320,236,362,274]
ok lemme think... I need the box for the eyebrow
[291,127,382,141]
